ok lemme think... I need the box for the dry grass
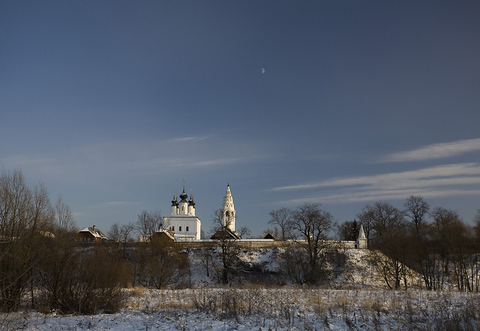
[123,287,480,330]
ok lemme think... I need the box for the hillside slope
[184,246,423,289]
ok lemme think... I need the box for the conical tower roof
[358,224,366,240]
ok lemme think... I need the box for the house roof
[79,227,108,240]
[262,233,275,240]
[210,228,241,240]
[155,228,175,240]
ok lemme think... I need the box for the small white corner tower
[356,224,367,249]
[221,184,236,232]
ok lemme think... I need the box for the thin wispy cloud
[271,163,480,205]
[279,188,480,206]
[171,136,209,143]
[271,163,480,191]
[379,138,480,163]
[279,163,480,191]
[192,158,240,167]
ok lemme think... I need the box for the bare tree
[136,210,163,238]
[0,170,56,311]
[337,219,360,241]
[238,226,251,238]
[108,222,136,259]
[54,195,77,233]
[404,196,429,237]
[403,196,437,290]
[473,209,480,245]
[108,223,122,242]
[373,225,411,290]
[137,237,187,289]
[371,202,404,240]
[120,222,136,243]
[430,207,474,291]
[357,205,376,245]
[199,246,214,278]
[358,202,404,247]
[357,202,410,289]
[210,209,243,284]
[268,207,294,240]
[289,203,333,284]
[37,244,127,314]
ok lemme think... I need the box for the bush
[38,245,127,314]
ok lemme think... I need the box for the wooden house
[76,225,108,242]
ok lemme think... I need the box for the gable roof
[155,228,175,240]
[210,228,241,240]
[79,227,108,240]
[262,233,275,240]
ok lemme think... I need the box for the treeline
[267,197,480,291]
[343,197,480,291]
[0,170,127,313]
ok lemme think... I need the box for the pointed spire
[358,224,366,240]
[222,183,235,232]
[356,224,368,249]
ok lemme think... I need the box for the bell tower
[221,184,236,232]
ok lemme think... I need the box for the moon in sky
[261,68,265,74]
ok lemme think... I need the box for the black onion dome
[179,189,188,201]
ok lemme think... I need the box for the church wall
[163,215,201,240]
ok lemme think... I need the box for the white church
[162,183,236,241]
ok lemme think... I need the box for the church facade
[162,185,201,240]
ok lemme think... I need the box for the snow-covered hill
[185,246,423,289]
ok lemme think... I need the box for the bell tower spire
[221,184,236,232]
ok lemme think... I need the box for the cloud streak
[170,136,209,143]
[271,163,480,205]
[379,138,480,163]
[280,188,480,206]
[272,163,480,191]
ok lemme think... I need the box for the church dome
[179,190,188,201]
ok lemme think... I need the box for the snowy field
[4,287,480,330]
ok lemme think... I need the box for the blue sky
[1,1,479,237]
